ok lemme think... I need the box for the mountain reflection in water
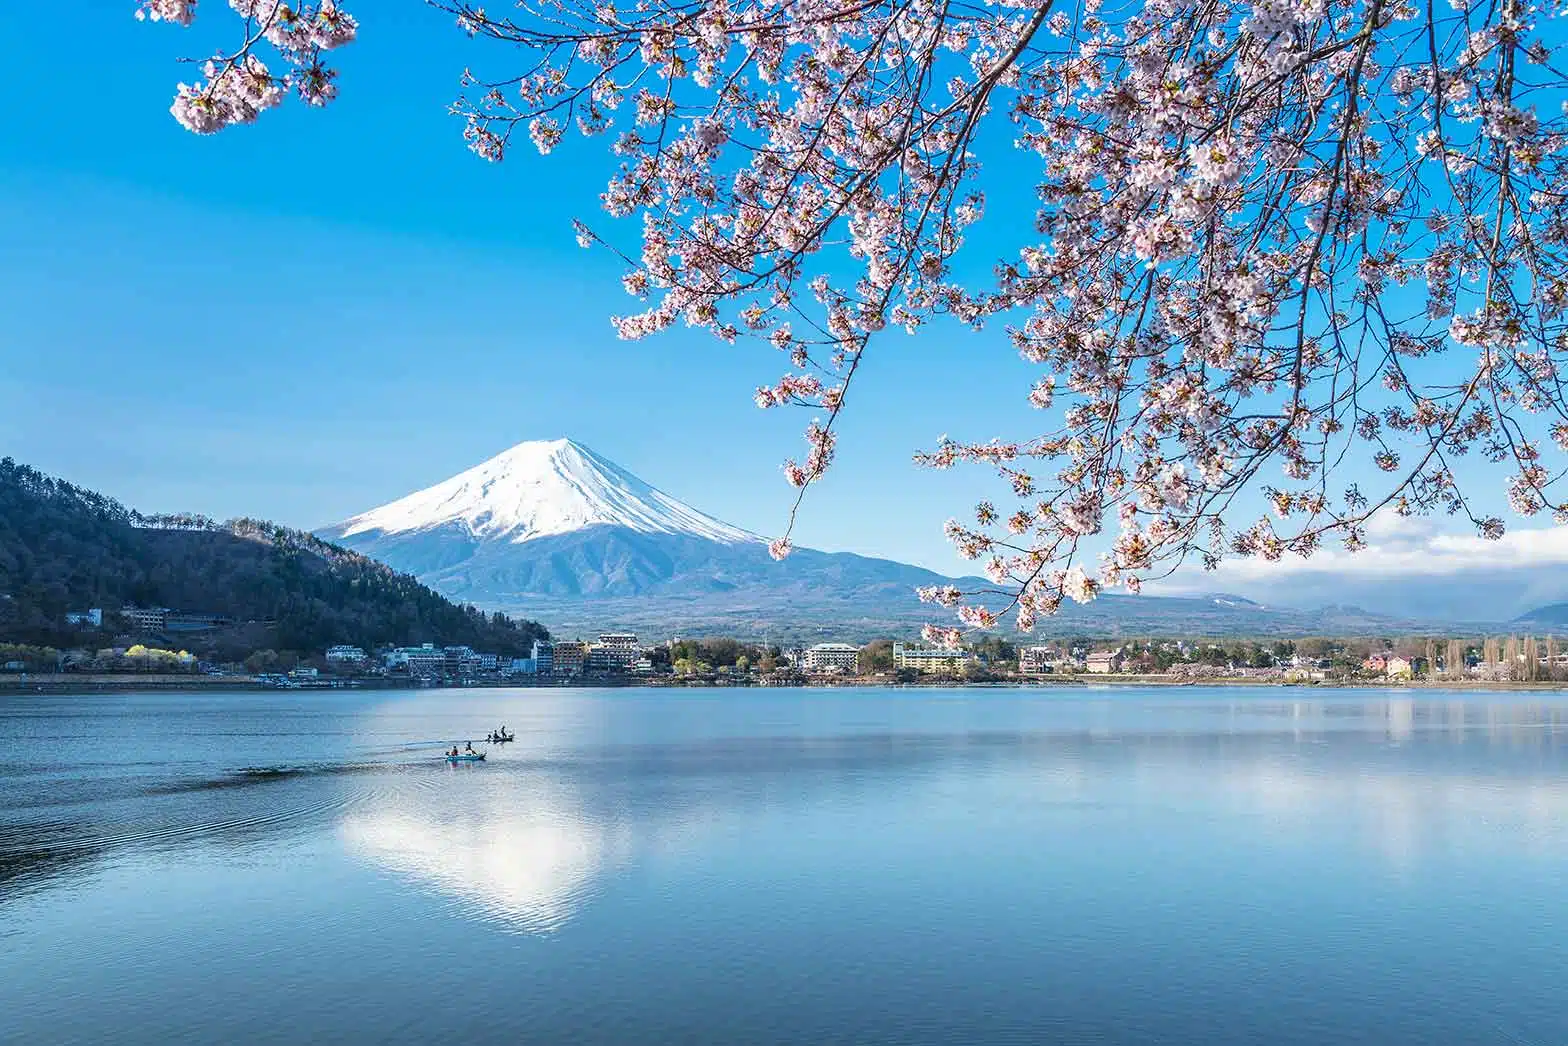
[340,780,631,934]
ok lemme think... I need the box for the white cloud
[1161,514,1568,590]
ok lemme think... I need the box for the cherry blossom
[138,0,1568,637]
[142,0,356,132]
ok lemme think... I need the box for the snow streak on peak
[336,439,760,546]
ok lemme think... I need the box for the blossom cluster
[141,0,1568,638]
[139,0,356,132]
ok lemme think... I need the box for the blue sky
[0,5,1038,574]
[0,5,1543,588]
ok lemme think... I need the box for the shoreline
[5,673,1568,695]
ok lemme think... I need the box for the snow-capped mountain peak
[333,438,759,545]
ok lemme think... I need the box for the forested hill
[0,458,549,655]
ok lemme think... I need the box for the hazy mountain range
[315,439,1558,640]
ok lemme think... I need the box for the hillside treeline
[0,458,548,656]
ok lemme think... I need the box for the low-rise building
[120,606,167,632]
[385,643,445,675]
[1385,657,1414,680]
[892,643,973,674]
[506,658,538,676]
[552,641,588,676]
[801,643,861,674]
[1018,646,1059,675]
[443,645,481,674]
[326,645,367,665]
[65,608,103,628]
[1085,650,1121,674]
[165,611,233,631]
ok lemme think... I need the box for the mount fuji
[315,439,977,637]
[316,438,1450,638]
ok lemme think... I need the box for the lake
[1,686,1566,1045]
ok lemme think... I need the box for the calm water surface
[2,686,1566,1045]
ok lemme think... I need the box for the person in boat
[464,741,475,754]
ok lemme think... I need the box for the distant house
[325,645,367,665]
[1085,651,1121,674]
[1363,654,1389,673]
[506,658,538,676]
[1018,646,1059,675]
[289,667,319,680]
[65,608,103,628]
[1385,657,1414,680]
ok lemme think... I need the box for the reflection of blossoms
[141,0,1568,637]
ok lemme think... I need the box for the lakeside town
[5,604,1568,690]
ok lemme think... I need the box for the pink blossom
[136,1,196,26]
[139,0,1568,637]
[1062,566,1098,605]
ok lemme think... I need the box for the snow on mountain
[318,438,1462,638]
[335,438,758,546]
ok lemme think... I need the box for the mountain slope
[337,439,756,546]
[0,458,549,655]
[1514,602,1568,626]
[318,439,1464,639]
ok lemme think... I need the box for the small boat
[446,752,486,763]
[487,732,515,743]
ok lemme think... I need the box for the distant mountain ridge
[1514,602,1568,626]
[0,458,548,656]
[317,439,1492,640]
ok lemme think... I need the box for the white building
[1018,646,1058,675]
[892,643,973,674]
[385,643,445,675]
[66,609,103,628]
[801,643,861,674]
[325,645,367,664]
[591,632,641,673]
